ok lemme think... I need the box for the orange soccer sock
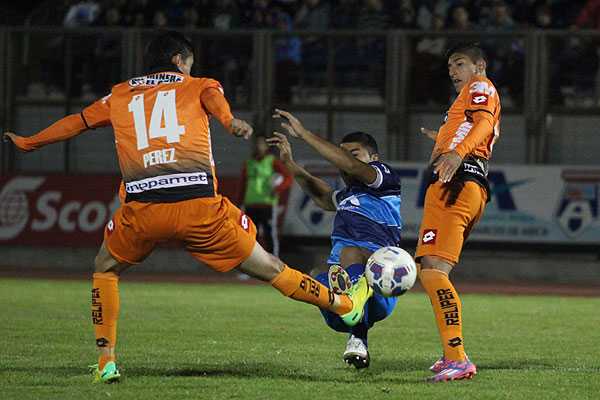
[92,272,120,369]
[271,265,352,314]
[419,269,467,362]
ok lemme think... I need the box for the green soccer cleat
[341,276,373,327]
[90,361,121,384]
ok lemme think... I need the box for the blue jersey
[328,161,402,264]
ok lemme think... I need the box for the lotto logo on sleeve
[471,93,488,105]
[422,229,437,245]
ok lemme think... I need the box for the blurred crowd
[11,0,600,107]
[22,0,590,31]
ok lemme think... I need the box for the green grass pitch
[1,278,598,400]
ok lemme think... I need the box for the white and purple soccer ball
[365,246,417,297]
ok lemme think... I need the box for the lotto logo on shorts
[240,214,250,232]
[106,219,115,235]
[422,229,437,245]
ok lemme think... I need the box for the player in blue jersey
[268,109,402,369]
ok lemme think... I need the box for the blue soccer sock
[350,322,368,346]
[345,263,366,285]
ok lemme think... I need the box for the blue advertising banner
[282,162,600,245]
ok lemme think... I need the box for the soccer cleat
[428,359,477,382]
[341,276,373,327]
[343,335,370,369]
[429,355,470,373]
[90,361,121,384]
[328,265,352,294]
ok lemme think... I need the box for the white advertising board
[282,161,600,245]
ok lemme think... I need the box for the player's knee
[419,256,453,275]
[263,253,285,279]
[94,250,122,274]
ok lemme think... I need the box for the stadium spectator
[488,0,515,30]
[152,10,169,28]
[358,0,392,30]
[182,6,201,29]
[294,0,331,30]
[415,0,450,30]
[63,0,100,99]
[273,10,302,103]
[485,0,523,106]
[413,13,450,105]
[121,0,154,27]
[212,0,242,30]
[63,0,100,27]
[249,0,277,28]
[331,0,359,29]
[295,0,331,83]
[448,5,476,30]
[575,0,600,29]
[354,0,390,89]
[390,0,417,29]
[240,135,292,256]
[533,4,553,29]
[93,6,123,95]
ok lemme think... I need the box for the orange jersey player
[4,31,373,384]
[415,43,501,383]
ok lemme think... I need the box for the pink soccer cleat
[428,359,477,382]
[429,355,471,373]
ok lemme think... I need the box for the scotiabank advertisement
[0,175,121,245]
[0,175,244,246]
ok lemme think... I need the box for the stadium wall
[10,110,600,174]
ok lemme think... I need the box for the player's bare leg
[419,256,476,382]
[236,242,372,324]
[90,241,131,383]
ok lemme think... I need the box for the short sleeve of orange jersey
[81,93,112,128]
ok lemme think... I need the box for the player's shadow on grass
[125,360,427,383]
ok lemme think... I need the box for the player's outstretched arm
[3,113,94,152]
[267,132,336,211]
[273,109,377,185]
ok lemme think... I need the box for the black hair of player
[144,31,194,73]
[341,131,379,155]
[446,42,487,64]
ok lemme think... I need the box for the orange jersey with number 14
[432,76,501,162]
[81,71,231,202]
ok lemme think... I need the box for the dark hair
[340,131,379,155]
[144,31,194,73]
[446,42,487,64]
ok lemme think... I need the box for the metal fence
[1,28,599,174]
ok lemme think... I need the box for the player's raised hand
[272,109,308,138]
[231,118,253,139]
[3,132,32,152]
[433,150,463,183]
[420,127,438,141]
[266,132,294,164]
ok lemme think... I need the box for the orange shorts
[415,180,487,265]
[104,195,257,272]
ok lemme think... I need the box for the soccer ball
[365,246,417,297]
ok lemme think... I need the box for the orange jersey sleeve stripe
[454,110,495,159]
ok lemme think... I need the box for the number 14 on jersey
[128,89,185,151]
